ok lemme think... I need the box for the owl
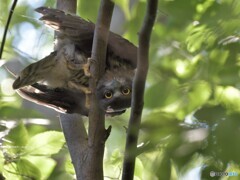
[13,7,137,116]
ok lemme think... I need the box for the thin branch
[88,0,114,145]
[84,0,114,179]
[0,0,18,59]
[122,0,158,179]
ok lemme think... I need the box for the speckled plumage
[13,7,137,116]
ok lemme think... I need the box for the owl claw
[83,58,92,77]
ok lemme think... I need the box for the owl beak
[105,106,126,116]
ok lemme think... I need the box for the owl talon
[82,58,92,77]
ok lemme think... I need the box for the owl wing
[35,7,137,68]
[17,83,89,115]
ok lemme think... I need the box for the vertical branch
[88,0,114,145]
[56,0,76,13]
[55,0,114,179]
[0,0,18,59]
[55,1,88,179]
[86,0,114,179]
[122,0,158,179]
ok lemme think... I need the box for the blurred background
[1,0,240,179]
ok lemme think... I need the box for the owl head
[97,69,134,115]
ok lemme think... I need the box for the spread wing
[35,6,137,68]
[17,83,89,115]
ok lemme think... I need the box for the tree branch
[56,0,76,13]
[55,1,89,179]
[85,0,114,179]
[88,0,114,145]
[0,0,18,59]
[122,0,158,179]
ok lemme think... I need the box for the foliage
[1,0,240,179]
[1,122,65,179]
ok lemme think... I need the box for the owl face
[96,69,134,115]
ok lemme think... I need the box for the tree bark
[56,0,114,179]
[122,0,158,179]
[86,0,114,179]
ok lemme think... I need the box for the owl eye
[104,90,113,99]
[122,87,131,95]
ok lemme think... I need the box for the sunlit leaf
[65,155,75,175]
[24,131,65,156]
[3,158,41,180]
[4,122,29,154]
[134,158,144,180]
[145,78,179,109]
[25,156,56,180]
[215,86,240,112]
[78,0,100,21]
[0,106,42,119]
[153,152,171,180]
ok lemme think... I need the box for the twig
[0,0,18,59]
[122,0,158,179]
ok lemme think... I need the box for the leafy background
[1,0,240,179]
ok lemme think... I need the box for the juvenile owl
[13,7,137,116]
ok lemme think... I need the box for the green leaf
[145,79,179,109]
[0,152,4,172]
[0,106,42,119]
[24,131,65,156]
[215,86,240,112]
[110,149,122,165]
[3,163,21,180]
[3,158,41,180]
[4,122,29,154]
[25,156,56,180]
[78,0,100,22]
[154,153,171,180]
[134,158,144,180]
[64,155,75,175]
[187,81,211,110]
